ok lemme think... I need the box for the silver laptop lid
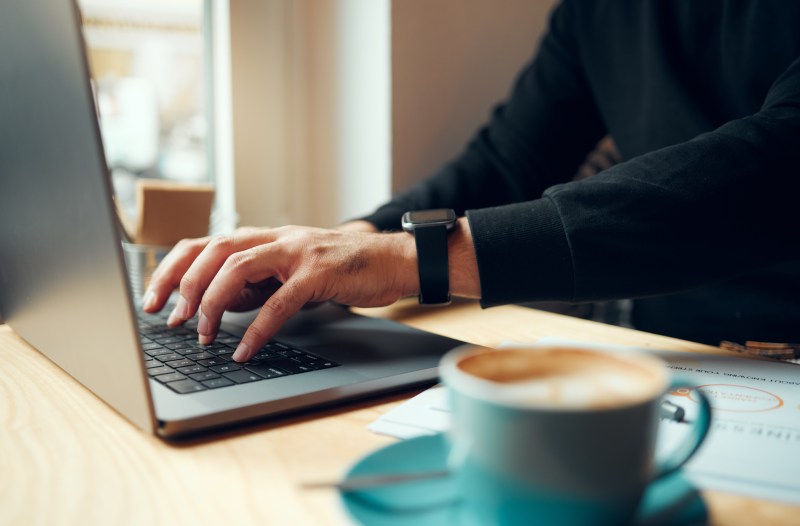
[0,1,155,432]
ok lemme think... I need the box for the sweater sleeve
[471,55,800,306]
[359,1,606,231]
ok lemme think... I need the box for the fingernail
[167,296,189,326]
[232,343,250,362]
[197,313,210,335]
[199,334,214,346]
[142,290,156,311]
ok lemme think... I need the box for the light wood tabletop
[1,298,797,525]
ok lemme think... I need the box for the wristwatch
[401,209,457,305]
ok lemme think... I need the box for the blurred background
[78,0,210,223]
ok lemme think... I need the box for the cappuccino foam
[456,347,664,409]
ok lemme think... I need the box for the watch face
[405,209,456,224]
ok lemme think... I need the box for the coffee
[456,347,665,409]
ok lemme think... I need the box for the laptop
[0,1,464,438]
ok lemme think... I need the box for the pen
[720,340,800,360]
[303,469,451,492]
[660,400,686,423]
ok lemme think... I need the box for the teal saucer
[340,433,707,526]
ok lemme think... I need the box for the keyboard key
[251,349,279,361]
[197,357,229,367]
[147,365,174,376]
[202,378,234,389]
[184,351,215,362]
[145,348,172,358]
[165,342,194,351]
[198,342,231,351]
[170,346,203,356]
[165,359,194,369]
[154,337,182,345]
[244,364,287,379]
[155,353,183,363]
[177,364,208,375]
[138,313,332,394]
[261,357,311,374]
[222,369,264,384]
[166,379,206,394]
[295,354,338,370]
[294,353,323,365]
[155,372,186,383]
[316,361,338,369]
[189,371,220,382]
[207,347,234,356]
[140,328,168,338]
[209,363,241,374]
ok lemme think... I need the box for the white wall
[229,0,389,228]
[206,0,236,234]
[334,0,391,222]
[391,0,557,191]
[227,0,556,228]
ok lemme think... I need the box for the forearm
[468,60,800,307]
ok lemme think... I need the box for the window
[78,0,210,219]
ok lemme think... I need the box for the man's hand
[142,225,418,362]
[334,220,380,233]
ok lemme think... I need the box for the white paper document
[369,342,800,505]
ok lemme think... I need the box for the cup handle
[652,379,712,481]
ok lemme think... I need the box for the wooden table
[1,298,797,525]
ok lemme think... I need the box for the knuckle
[207,235,235,254]
[176,236,206,252]
[223,250,254,274]
[179,274,199,296]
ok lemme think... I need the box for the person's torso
[574,0,800,159]
[570,1,800,344]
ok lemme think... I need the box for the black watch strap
[414,224,450,305]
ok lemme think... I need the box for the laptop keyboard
[137,312,340,394]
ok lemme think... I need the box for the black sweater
[361,1,800,345]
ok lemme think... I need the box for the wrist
[448,217,481,299]
[393,231,422,298]
[394,216,481,302]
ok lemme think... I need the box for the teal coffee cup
[439,345,711,526]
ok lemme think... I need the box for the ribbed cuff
[466,197,574,307]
